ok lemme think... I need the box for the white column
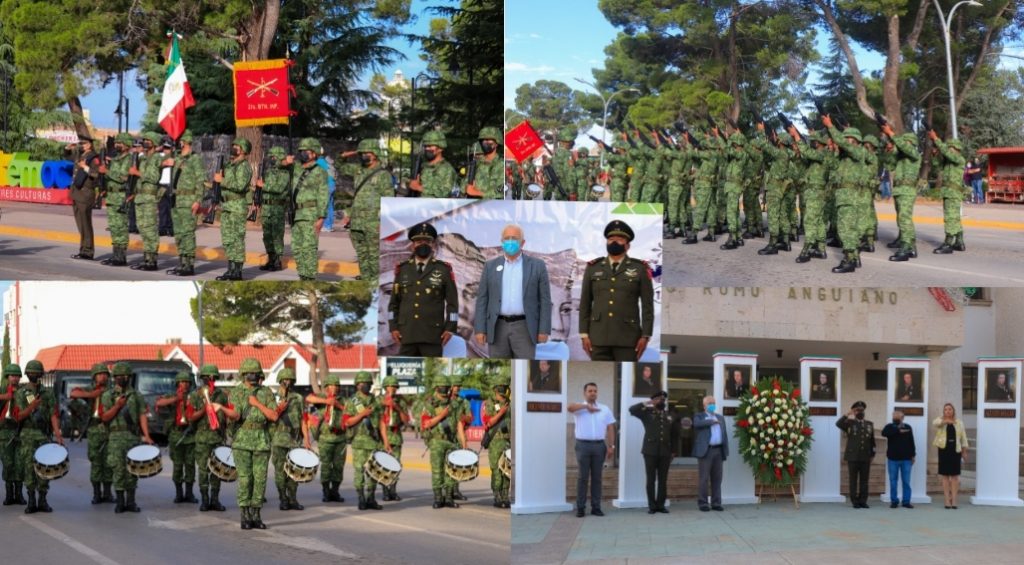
[713,352,759,505]
[884,357,932,504]
[614,356,669,508]
[512,359,573,514]
[971,357,1024,506]
[799,356,845,503]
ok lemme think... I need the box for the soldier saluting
[388,222,459,357]
[579,220,655,361]
[836,400,876,509]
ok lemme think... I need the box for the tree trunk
[308,288,328,395]
[727,2,741,124]
[882,14,905,133]
[955,1,1012,117]
[66,96,92,139]
[814,0,877,121]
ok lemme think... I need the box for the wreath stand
[757,480,800,509]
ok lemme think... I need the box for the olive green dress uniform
[69,142,101,259]
[290,143,330,280]
[227,376,277,525]
[314,378,349,503]
[345,376,384,509]
[629,397,681,512]
[189,367,229,511]
[0,364,23,506]
[102,135,135,265]
[101,371,148,513]
[388,224,459,357]
[270,369,305,511]
[836,406,876,508]
[932,138,968,253]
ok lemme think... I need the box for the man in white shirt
[567,382,616,517]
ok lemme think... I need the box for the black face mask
[414,245,432,258]
[360,154,374,167]
[231,148,241,157]
[298,151,313,164]
[481,142,497,155]
[423,150,437,161]
[245,373,260,383]
[436,387,450,397]
[607,241,626,256]
[357,383,370,394]
[26,375,41,384]
[855,412,865,420]
[115,377,130,388]
[143,142,154,151]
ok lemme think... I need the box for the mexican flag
[158,32,195,140]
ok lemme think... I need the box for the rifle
[201,155,225,225]
[480,409,508,449]
[247,154,267,222]
[465,157,479,196]
[285,138,297,221]
[588,135,615,154]
[94,148,108,209]
[624,131,638,150]
[541,164,569,199]
[408,140,425,197]
[705,116,722,137]
[832,105,850,130]
[168,160,183,209]
[777,113,801,142]
[800,112,815,133]
[118,153,140,214]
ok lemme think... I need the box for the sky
[79,0,440,132]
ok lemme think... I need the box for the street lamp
[932,0,983,140]
[193,281,205,370]
[407,72,436,188]
[574,78,640,167]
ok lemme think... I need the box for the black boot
[452,484,467,501]
[114,490,125,514]
[125,489,140,512]
[102,482,113,503]
[432,488,444,509]
[322,483,331,502]
[13,482,25,505]
[777,235,791,252]
[701,229,716,242]
[175,256,195,276]
[209,487,226,511]
[174,482,185,503]
[166,257,184,276]
[741,229,754,239]
[757,236,779,255]
[389,484,401,502]
[91,482,102,504]
[37,490,52,512]
[184,482,197,503]
[279,487,290,511]
[358,491,367,510]
[330,481,344,503]
[25,489,37,514]
[139,252,158,271]
[952,233,966,251]
[889,245,917,262]
[886,232,902,249]
[831,253,857,274]
[858,236,874,253]
[3,482,14,505]
[810,243,828,260]
[259,254,277,271]
[682,229,698,244]
[720,234,740,250]
[251,507,267,530]
[365,487,382,510]
[493,496,502,508]
[240,507,252,530]
[216,262,241,281]
[288,484,304,511]
[795,245,812,264]
[445,488,461,508]
[934,235,954,254]
[200,487,210,511]
[664,226,678,240]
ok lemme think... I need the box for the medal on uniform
[496,265,503,272]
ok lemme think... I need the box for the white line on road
[21,515,122,565]
[348,514,509,550]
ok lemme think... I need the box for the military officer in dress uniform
[629,390,680,514]
[388,222,459,357]
[836,400,876,508]
[579,220,655,361]
[69,363,113,504]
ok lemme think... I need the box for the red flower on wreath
[750,385,759,395]
[792,388,801,399]
[772,380,781,391]
[738,419,750,428]
[801,427,813,436]
[788,463,796,476]
[774,467,783,480]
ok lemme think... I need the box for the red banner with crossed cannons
[233,59,295,128]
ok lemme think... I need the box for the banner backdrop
[233,59,294,128]
[377,198,664,360]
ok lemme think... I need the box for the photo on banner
[376,197,664,360]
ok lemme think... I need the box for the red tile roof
[34,344,168,372]
[171,344,289,369]
[290,344,379,370]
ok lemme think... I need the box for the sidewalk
[874,198,1024,232]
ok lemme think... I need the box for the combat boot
[432,488,444,509]
[252,507,267,529]
[240,507,252,530]
[715,224,727,235]
[757,236,779,255]
[831,252,857,274]
[125,488,140,512]
[933,234,954,254]
[809,243,827,260]
[200,487,210,511]
[209,487,226,511]
[493,496,502,508]
[858,236,875,253]
[184,482,197,503]
[216,262,240,281]
[14,482,26,504]
[952,233,966,251]
[389,484,402,501]
[102,482,113,503]
[886,231,902,249]
[701,229,717,242]
[790,231,800,243]
[330,481,344,502]
[776,235,792,252]
[143,252,159,271]
[365,487,382,510]
[889,245,917,262]
[795,244,812,264]
[826,231,842,248]
[288,484,304,511]
[741,228,754,239]
[175,256,195,276]
[91,482,102,504]
[357,491,367,510]
[322,483,331,502]
[259,254,278,271]
[453,484,467,501]
[681,229,699,244]
[445,488,461,508]
[279,487,290,511]
[114,490,125,514]
[174,482,185,503]
[719,234,740,250]
[3,482,14,505]
[24,489,37,514]
[37,490,52,512]
[166,258,183,276]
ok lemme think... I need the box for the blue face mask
[502,239,521,255]
[707,404,717,414]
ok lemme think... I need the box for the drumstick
[202,388,220,431]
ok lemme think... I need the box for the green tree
[959,67,1024,158]
[2,323,10,369]
[191,282,373,393]
[514,80,592,134]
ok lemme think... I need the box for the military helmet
[2,364,21,378]
[199,364,220,378]
[357,138,381,157]
[142,131,162,145]
[238,357,263,376]
[382,376,400,388]
[948,139,963,151]
[91,363,110,377]
[112,362,132,377]
[491,375,511,390]
[324,375,341,387]
[897,133,918,145]
[159,135,175,148]
[298,137,320,152]
[449,374,464,387]
[115,132,134,145]
[175,371,193,384]
[842,127,863,142]
[433,375,449,389]
[268,146,286,159]
[24,360,44,374]
[577,147,589,157]
[233,138,252,154]
[862,134,879,148]
[478,127,501,142]
[179,130,194,144]
[558,128,575,143]
[354,371,373,385]
[276,368,296,383]
[422,130,447,149]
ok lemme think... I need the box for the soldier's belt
[222,191,246,202]
[240,420,267,430]
[137,186,158,196]
[295,200,319,210]
[263,196,289,206]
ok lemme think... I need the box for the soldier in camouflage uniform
[307,375,349,503]
[257,146,290,272]
[220,358,277,530]
[1,364,25,506]
[420,376,467,508]
[575,147,599,201]
[167,130,205,276]
[350,138,393,281]
[754,128,794,254]
[270,368,309,511]
[836,400,876,508]
[127,132,165,271]
[154,372,198,504]
[286,138,330,280]
[683,131,721,243]
[465,127,504,199]
[607,136,630,203]
[858,135,881,253]
[930,133,968,254]
[547,128,578,201]
[882,127,922,262]
[100,362,153,513]
[344,371,384,510]
[188,364,228,512]
[379,376,409,501]
[448,373,473,501]
[742,137,765,239]
[638,137,666,204]
[720,133,749,250]
[794,133,831,263]
[665,140,691,238]
[214,138,254,281]
[410,131,458,198]
[388,222,460,357]
[69,363,113,504]
[101,133,135,267]
[483,376,511,508]
[14,360,63,514]
[627,132,649,203]
[823,116,870,273]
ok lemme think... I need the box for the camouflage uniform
[795,134,830,262]
[449,375,473,501]
[228,358,276,529]
[720,133,749,249]
[886,133,922,260]
[351,139,393,281]
[742,143,765,237]
[418,131,458,198]
[826,125,870,272]
[753,132,794,253]
[932,138,968,253]
[216,138,254,280]
[102,133,135,266]
[607,138,630,203]
[549,128,578,200]
[102,362,149,513]
[420,376,462,508]
[466,127,505,199]
[15,360,60,514]
[639,144,667,204]
[270,368,306,511]
[291,138,330,280]
[380,376,408,501]
[132,132,165,270]
[858,137,881,250]
[686,133,721,241]
[345,372,384,509]
[78,363,113,504]
[159,372,197,503]
[575,149,599,202]
[188,364,228,511]
[314,375,349,503]
[483,377,511,508]
[259,146,290,271]
[628,143,650,203]
[169,131,206,276]
[0,364,23,506]
[665,145,691,237]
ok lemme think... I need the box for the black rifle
[247,155,267,222]
[465,157,478,190]
[93,149,108,209]
[588,135,616,154]
[408,140,425,198]
[624,131,638,150]
[118,153,140,214]
[800,113,815,133]
[874,111,889,129]
[201,155,225,225]
[541,164,568,200]
[832,105,850,129]
[481,409,508,449]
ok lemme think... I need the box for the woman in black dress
[933,403,969,508]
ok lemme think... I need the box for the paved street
[0,202,359,280]
[0,437,508,565]
[665,200,1024,286]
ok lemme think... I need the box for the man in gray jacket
[693,395,728,511]
[474,224,552,359]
